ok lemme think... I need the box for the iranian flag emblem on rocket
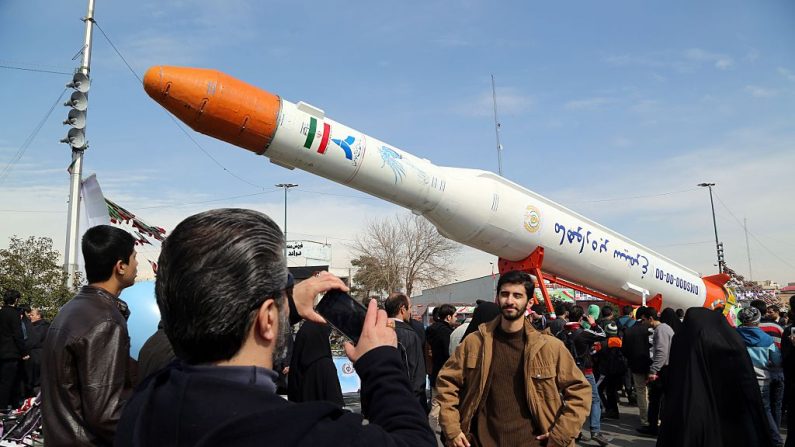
[303,117,331,154]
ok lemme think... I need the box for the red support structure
[646,294,662,313]
[498,247,639,314]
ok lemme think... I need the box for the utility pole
[744,217,753,281]
[491,74,503,176]
[275,183,298,260]
[697,182,725,274]
[62,0,96,288]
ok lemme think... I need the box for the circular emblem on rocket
[524,205,541,233]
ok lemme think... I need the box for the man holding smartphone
[116,208,435,447]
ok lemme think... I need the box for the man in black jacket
[0,289,27,410]
[24,307,48,394]
[427,303,456,389]
[116,208,435,447]
[385,293,428,412]
[42,225,138,446]
[621,306,653,428]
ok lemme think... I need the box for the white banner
[286,240,331,261]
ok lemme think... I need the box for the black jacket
[26,319,49,363]
[0,305,26,360]
[41,285,133,446]
[137,328,175,385]
[426,321,453,383]
[783,324,795,384]
[116,346,436,447]
[565,321,606,371]
[287,321,344,407]
[658,308,773,447]
[622,320,653,374]
[394,319,426,397]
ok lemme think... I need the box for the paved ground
[345,392,789,447]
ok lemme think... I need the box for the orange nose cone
[142,66,281,155]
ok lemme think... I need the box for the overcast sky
[1,0,793,288]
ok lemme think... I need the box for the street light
[697,182,725,273]
[275,183,298,259]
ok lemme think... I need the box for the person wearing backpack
[597,322,627,420]
[622,306,653,428]
[561,305,610,446]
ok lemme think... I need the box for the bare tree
[350,213,460,297]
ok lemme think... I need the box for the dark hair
[622,305,633,316]
[531,304,546,315]
[431,306,441,322]
[769,305,780,314]
[646,308,659,320]
[675,308,685,319]
[82,225,135,283]
[385,293,409,318]
[496,270,535,299]
[750,299,767,315]
[569,305,584,321]
[553,302,567,316]
[2,289,20,306]
[601,305,614,318]
[437,304,456,321]
[156,209,287,364]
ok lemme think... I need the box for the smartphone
[315,289,367,344]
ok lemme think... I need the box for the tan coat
[436,318,591,447]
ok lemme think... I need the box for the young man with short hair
[385,293,428,412]
[42,225,138,446]
[436,270,591,447]
[428,303,456,388]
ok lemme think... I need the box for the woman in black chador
[657,307,773,447]
[287,321,344,407]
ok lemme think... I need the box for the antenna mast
[491,74,503,176]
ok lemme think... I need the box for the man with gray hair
[116,209,435,446]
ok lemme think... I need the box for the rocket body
[143,66,728,311]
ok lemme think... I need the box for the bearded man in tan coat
[435,270,591,447]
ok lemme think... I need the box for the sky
[0,0,793,289]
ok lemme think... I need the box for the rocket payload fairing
[142,66,731,311]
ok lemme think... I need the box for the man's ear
[254,299,279,342]
[114,259,127,276]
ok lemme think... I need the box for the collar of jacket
[80,285,131,320]
[477,317,546,349]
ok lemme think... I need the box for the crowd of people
[0,290,49,413]
[0,207,791,446]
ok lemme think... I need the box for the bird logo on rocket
[523,205,541,233]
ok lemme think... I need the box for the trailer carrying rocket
[143,66,732,312]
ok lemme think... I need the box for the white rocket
[143,66,732,311]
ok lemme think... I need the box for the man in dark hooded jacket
[115,209,435,447]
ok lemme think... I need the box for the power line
[94,20,269,191]
[136,190,279,210]
[0,88,69,186]
[0,189,280,214]
[651,240,714,248]
[0,64,72,76]
[292,188,383,202]
[570,187,698,204]
[94,22,142,84]
[713,191,795,270]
